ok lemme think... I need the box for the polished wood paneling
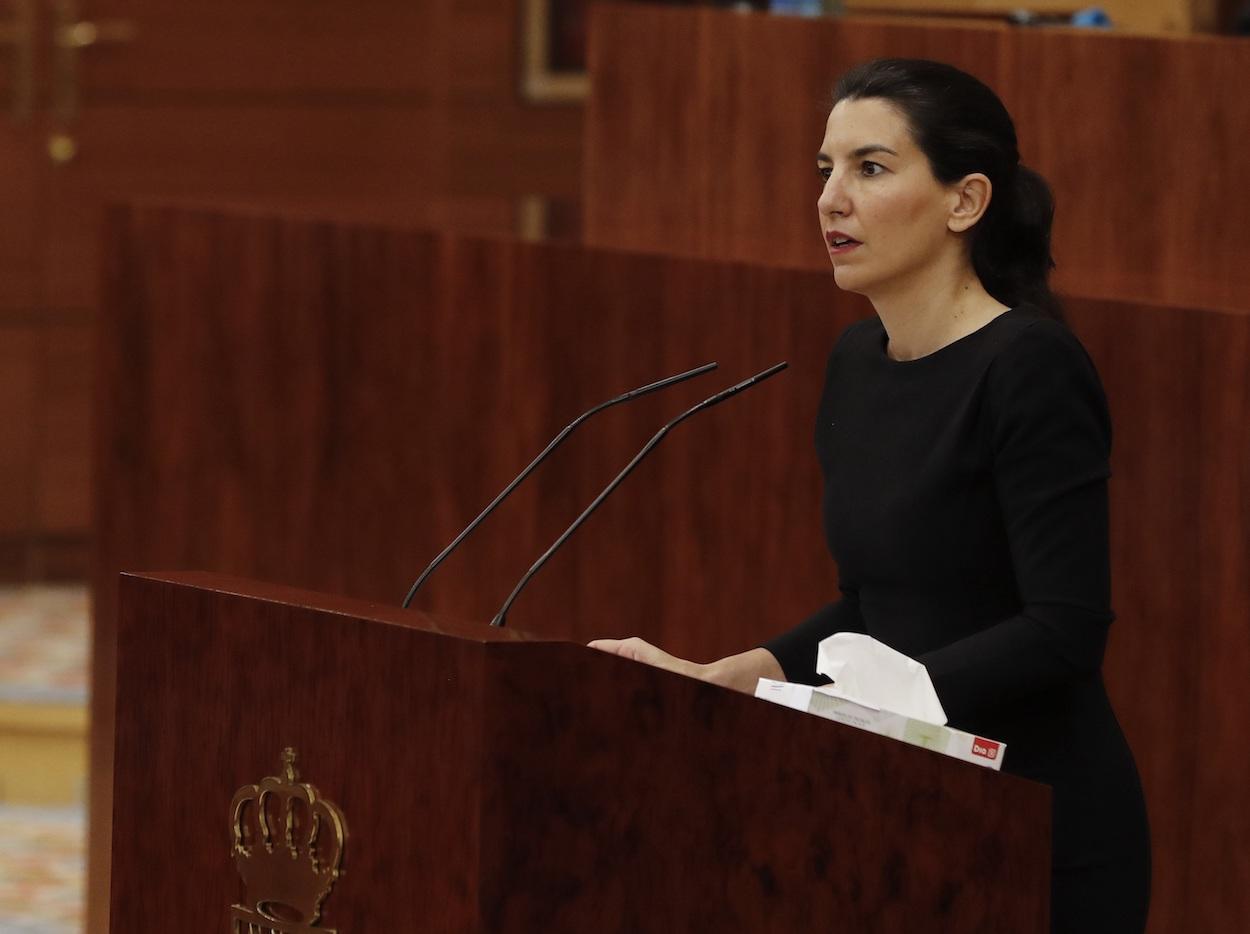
[0,126,40,308]
[1081,300,1202,933]
[97,205,1250,932]
[72,6,583,924]
[95,205,841,651]
[35,321,92,532]
[0,116,46,572]
[80,1,444,94]
[112,573,495,932]
[585,5,1250,313]
[0,320,92,579]
[112,572,1050,932]
[47,102,582,310]
[2,0,585,596]
[1078,301,1250,932]
[844,0,1215,33]
[50,1,583,311]
[0,325,39,538]
[46,104,443,309]
[1189,312,1250,930]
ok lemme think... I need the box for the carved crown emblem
[229,748,348,932]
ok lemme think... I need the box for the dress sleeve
[918,320,1115,723]
[760,587,866,685]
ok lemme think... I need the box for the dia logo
[972,737,1000,760]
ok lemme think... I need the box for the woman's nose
[818,175,849,217]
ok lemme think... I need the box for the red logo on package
[972,738,1000,760]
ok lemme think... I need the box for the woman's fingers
[588,636,659,663]
[588,637,698,677]
[587,642,780,694]
[586,637,625,653]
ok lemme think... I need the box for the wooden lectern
[110,571,1050,932]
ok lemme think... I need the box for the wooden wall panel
[843,0,1216,34]
[51,0,584,313]
[0,326,39,540]
[0,319,89,579]
[585,4,1250,313]
[1190,313,1250,930]
[0,128,41,309]
[2,0,585,595]
[96,204,1249,932]
[1080,300,1204,933]
[94,205,842,650]
[0,109,47,576]
[80,1,445,94]
[35,322,93,535]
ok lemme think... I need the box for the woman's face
[817,97,967,297]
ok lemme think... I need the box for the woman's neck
[869,259,1009,362]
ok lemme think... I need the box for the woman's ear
[947,173,992,233]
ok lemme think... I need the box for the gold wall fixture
[521,0,589,103]
[229,748,348,934]
[0,0,34,121]
[49,0,135,163]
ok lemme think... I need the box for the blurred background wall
[1,0,1246,586]
[0,0,589,583]
[3,1,1249,932]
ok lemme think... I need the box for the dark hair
[833,58,1063,322]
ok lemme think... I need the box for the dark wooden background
[16,1,1250,586]
[97,205,1249,933]
[584,4,1250,314]
[0,0,583,583]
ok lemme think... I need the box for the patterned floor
[0,806,84,933]
[0,585,88,933]
[0,587,88,705]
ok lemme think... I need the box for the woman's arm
[759,593,864,684]
[920,320,1115,723]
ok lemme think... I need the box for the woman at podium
[591,58,1151,934]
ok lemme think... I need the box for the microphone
[401,362,718,609]
[489,361,788,628]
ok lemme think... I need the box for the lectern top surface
[118,570,553,645]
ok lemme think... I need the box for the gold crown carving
[229,748,348,933]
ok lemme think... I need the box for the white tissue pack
[754,633,1006,770]
[754,679,1006,770]
[814,632,949,724]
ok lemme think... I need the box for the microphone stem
[401,361,717,609]
[403,403,603,609]
[491,423,675,628]
[491,361,787,628]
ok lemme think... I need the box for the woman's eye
[817,166,832,182]
[861,161,884,177]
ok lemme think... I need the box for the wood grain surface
[585,4,1250,314]
[96,205,1250,932]
[111,571,1050,932]
[0,0,584,594]
[842,0,1214,33]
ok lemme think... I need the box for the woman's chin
[831,266,869,294]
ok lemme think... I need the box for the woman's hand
[587,637,708,680]
[587,640,783,694]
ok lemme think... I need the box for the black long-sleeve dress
[762,306,1150,934]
